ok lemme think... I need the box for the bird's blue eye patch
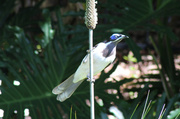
[110,34,121,40]
[110,35,117,40]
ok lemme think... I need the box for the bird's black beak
[125,35,129,38]
[120,35,129,39]
[115,35,129,43]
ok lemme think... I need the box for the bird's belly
[73,53,115,83]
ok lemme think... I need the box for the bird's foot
[86,49,90,53]
[86,47,95,53]
[87,75,95,82]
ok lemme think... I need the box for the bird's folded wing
[82,55,88,63]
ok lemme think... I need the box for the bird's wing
[82,55,88,63]
[82,43,100,64]
[73,42,103,83]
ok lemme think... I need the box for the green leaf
[38,9,55,48]
[167,108,180,119]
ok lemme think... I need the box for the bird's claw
[86,49,90,53]
[86,47,95,53]
[87,75,95,82]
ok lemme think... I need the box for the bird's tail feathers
[52,74,84,102]
[52,74,74,95]
[57,80,83,102]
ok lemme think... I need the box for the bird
[52,33,129,102]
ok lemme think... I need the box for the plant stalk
[89,29,95,119]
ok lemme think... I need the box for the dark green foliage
[0,0,180,118]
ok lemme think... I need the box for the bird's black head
[110,33,129,43]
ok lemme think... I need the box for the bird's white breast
[73,42,116,83]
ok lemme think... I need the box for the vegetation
[0,0,180,118]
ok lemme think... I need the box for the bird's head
[110,33,129,43]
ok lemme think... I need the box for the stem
[89,29,95,119]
